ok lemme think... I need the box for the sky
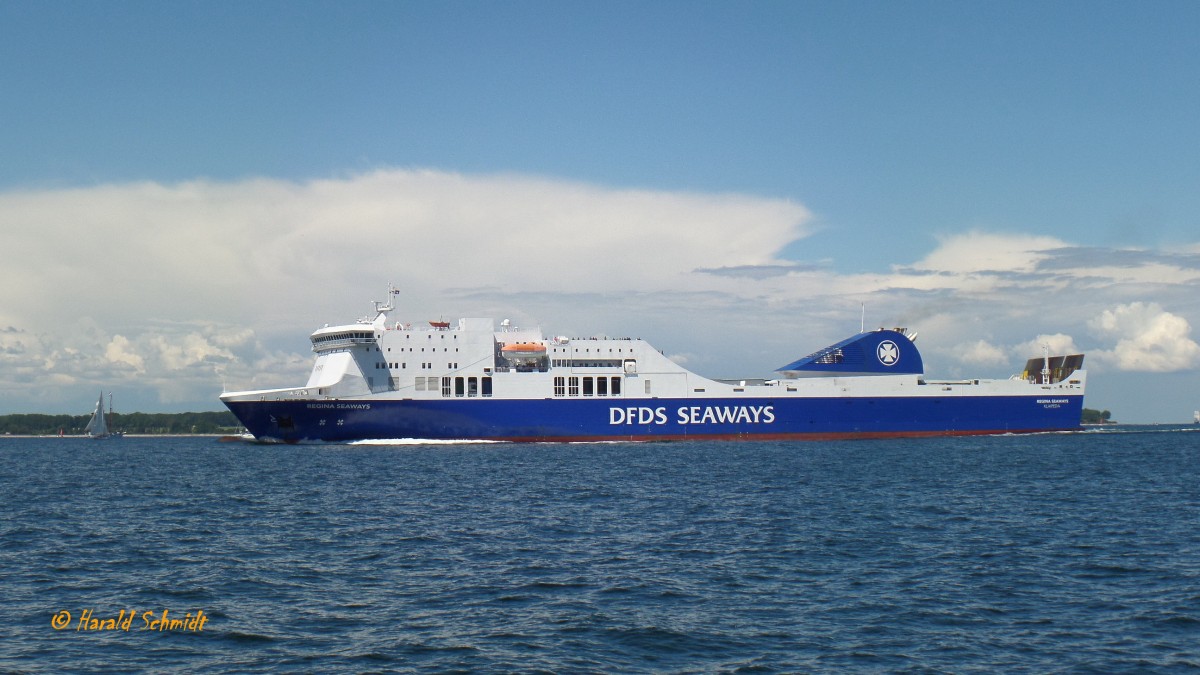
[2,0,1200,422]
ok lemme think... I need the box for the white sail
[85,392,110,438]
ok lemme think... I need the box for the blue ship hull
[225,394,1085,443]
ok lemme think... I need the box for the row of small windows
[387,347,458,352]
[550,346,632,353]
[377,362,458,370]
[551,359,623,368]
[553,376,622,397]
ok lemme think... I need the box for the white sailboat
[85,392,124,439]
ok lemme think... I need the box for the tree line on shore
[0,411,241,436]
[1080,408,1114,424]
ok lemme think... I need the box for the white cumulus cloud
[955,339,1010,367]
[1088,302,1200,372]
[104,335,146,373]
[909,231,1069,274]
[1013,333,1084,360]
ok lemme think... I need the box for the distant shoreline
[0,410,239,436]
[1,433,230,439]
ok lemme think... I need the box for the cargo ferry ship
[220,287,1086,443]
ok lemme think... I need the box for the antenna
[861,303,865,334]
[373,282,399,315]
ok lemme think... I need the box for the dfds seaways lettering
[609,405,775,426]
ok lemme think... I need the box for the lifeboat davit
[501,342,547,360]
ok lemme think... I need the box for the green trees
[1080,408,1114,425]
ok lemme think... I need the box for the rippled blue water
[2,429,1199,672]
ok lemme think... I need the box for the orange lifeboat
[501,342,547,360]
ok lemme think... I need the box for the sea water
[2,428,1198,672]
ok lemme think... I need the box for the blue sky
[2,1,1199,422]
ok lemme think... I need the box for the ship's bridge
[310,326,377,353]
